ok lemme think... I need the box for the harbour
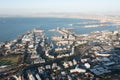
[0,17,119,42]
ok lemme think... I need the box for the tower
[71,46,75,55]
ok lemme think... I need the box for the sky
[0,0,120,16]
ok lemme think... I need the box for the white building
[70,68,86,73]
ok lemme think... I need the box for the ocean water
[0,17,118,42]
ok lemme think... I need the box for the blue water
[72,24,118,34]
[0,17,118,42]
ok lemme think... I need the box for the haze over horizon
[0,0,120,17]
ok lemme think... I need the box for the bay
[0,17,118,42]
